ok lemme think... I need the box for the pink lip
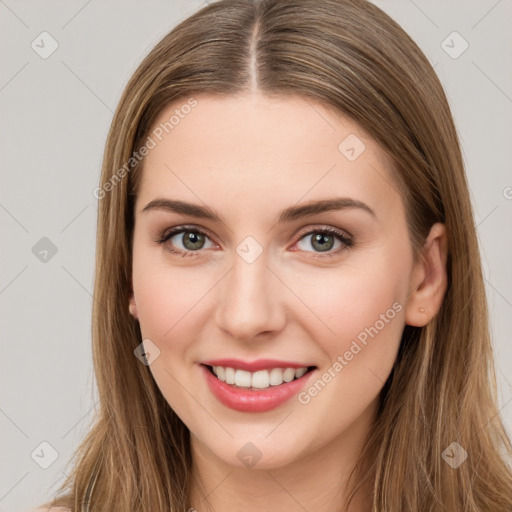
[201,358,314,372]
[200,364,316,413]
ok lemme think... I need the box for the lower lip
[200,364,316,413]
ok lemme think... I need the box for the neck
[187,397,378,512]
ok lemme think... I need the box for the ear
[128,280,138,320]
[405,222,448,327]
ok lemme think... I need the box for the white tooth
[282,368,296,382]
[295,367,307,378]
[252,370,270,389]
[215,366,226,381]
[269,368,284,386]
[225,367,236,384]
[211,366,219,376]
[234,369,252,387]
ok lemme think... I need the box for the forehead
[136,92,402,221]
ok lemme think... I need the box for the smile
[207,364,314,389]
[200,363,317,413]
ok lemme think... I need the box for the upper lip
[201,358,316,372]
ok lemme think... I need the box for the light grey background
[1,1,510,511]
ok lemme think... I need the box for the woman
[36,0,512,510]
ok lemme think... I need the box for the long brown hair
[41,0,512,510]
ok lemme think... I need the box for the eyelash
[154,225,354,259]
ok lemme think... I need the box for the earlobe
[404,222,448,327]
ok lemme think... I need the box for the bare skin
[129,92,448,512]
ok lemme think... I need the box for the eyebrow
[141,197,376,223]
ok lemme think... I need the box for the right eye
[155,226,217,257]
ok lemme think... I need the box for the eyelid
[292,224,353,243]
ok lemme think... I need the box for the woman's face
[130,92,417,469]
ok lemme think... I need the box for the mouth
[201,363,317,391]
[200,362,318,413]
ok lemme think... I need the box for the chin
[201,435,308,470]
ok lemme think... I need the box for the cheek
[132,242,214,345]
[288,257,407,431]
[289,245,410,372]
[131,246,211,416]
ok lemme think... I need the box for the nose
[214,249,286,341]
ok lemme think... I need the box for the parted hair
[41,0,512,510]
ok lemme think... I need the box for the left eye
[294,227,353,255]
